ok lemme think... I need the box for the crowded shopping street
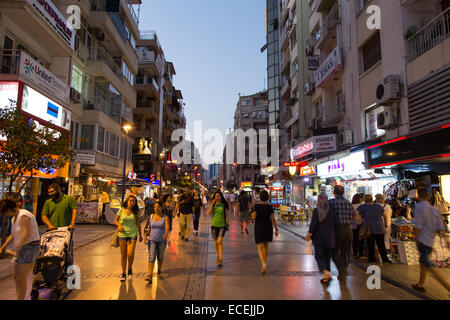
[0,210,444,300]
[0,0,450,306]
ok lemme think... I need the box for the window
[252,112,257,118]
[97,126,104,152]
[70,121,80,149]
[242,113,249,118]
[81,125,94,149]
[105,131,110,154]
[361,33,381,73]
[109,132,115,157]
[71,63,83,93]
[122,61,135,85]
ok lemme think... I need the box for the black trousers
[314,246,333,272]
[332,225,353,276]
[368,234,389,262]
[193,210,201,231]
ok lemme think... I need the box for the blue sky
[139,0,267,143]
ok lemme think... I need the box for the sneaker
[127,269,133,279]
[120,273,126,282]
[144,274,152,283]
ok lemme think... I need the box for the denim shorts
[417,242,433,267]
[13,243,40,265]
[211,226,226,240]
[148,240,166,263]
[119,236,137,242]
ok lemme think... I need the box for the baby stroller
[30,227,74,300]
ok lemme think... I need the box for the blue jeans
[148,240,166,263]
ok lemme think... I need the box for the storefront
[316,150,396,201]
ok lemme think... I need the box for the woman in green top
[208,191,229,267]
[114,195,143,282]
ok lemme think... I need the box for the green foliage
[0,102,73,193]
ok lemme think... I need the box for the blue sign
[151,180,161,186]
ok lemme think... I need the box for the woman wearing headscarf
[305,193,336,286]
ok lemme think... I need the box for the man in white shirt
[412,188,449,294]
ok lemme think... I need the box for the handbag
[305,240,313,255]
[110,230,119,248]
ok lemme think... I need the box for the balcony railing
[0,49,20,75]
[126,1,139,26]
[316,4,340,47]
[407,7,450,62]
[135,76,159,91]
[90,47,123,78]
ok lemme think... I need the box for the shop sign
[0,81,19,109]
[300,166,315,176]
[283,161,308,167]
[128,171,137,181]
[241,182,252,189]
[315,47,342,89]
[27,0,75,49]
[151,179,161,186]
[135,137,154,155]
[76,202,101,224]
[317,151,366,177]
[21,84,71,131]
[20,51,70,104]
[290,134,336,160]
[74,150,96,165]
[288,166,297,176]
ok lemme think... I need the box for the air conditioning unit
[304,83,314,96]
[70,87,81,103]
[307,119,315,130]
[376,75,401,104]
[377,108,398,130]
[69,163,80,177]
[339,130,353,146]
[305,44,314,56]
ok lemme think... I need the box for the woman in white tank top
[0,196,41,300]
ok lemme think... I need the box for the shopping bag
[305,240,313,255]
[110,230,119,248]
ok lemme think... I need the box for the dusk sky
[139,0,267,145]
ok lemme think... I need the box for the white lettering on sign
[290,134,337,160]
[317,151,366,177]
[315,47,342,89]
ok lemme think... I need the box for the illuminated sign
[241,182,252,189]
[315,46,342,89]
[283,161,308,167]
[20,51,70,103]
[300,166,315,176]
[0,81,19,109]
[127,171,137,181]
[317,151,366,177]
[290,134,336,160]
[21,85,71,131]
[289,166,297,176]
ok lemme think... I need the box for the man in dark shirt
[328,185,356,284]
[179,188,195,241]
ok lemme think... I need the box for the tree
[0,102,72,247]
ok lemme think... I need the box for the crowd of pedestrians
[1,182,448,299]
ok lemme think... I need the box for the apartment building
[64,0,141,201]
[133,31,186,189]
[232,91,269,188]
[0,0,77,218]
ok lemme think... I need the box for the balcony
[135,76,159,96]
[280,78,291,98]
[0,0,73,56]
[406,7,450,63]
[282,50,291,75]
[316,5,340,48]
[89,47,123,78]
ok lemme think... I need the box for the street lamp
[122,124,132,203]
[159,150,166,197]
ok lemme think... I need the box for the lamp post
[122,124,132,203]
[159,150,166,197]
